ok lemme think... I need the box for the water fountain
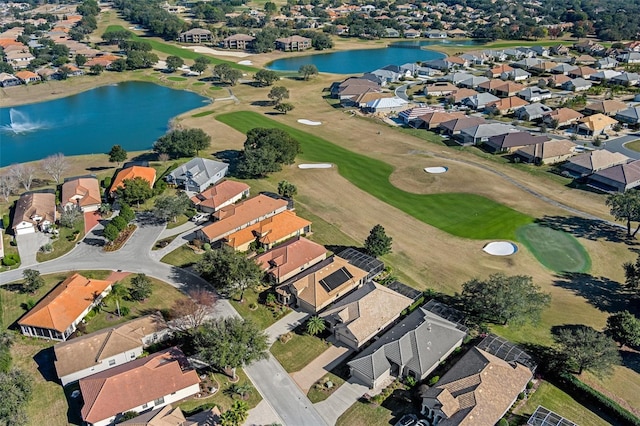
[2,109,45,134]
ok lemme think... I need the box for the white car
[191,213,208,223]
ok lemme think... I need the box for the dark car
[395,414,418,426]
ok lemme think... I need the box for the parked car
[395,414,418,426]
[191,213,208,223]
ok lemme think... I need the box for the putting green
[516,224,591,273]
[217,111,533,240]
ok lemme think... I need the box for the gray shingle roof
[167,158,227,187]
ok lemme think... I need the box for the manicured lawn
[516,223,591,273]
[336,387,417,426]
[229,288,290,330]
[161,245,202,267]
[307,372,346,403]
[167,76,187,82]
[624,139,640,152]
[217,111,533,240]
[0,231,20,272]
[36,220,85,262]
[166,213,190,229]
[270,332,332,373]
[105,26,256,72]
[209,86,223,91]
[178,368,261,413]
[192,82,206,86]
[192,110,215,117]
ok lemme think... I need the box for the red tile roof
[225,210,311,249]
[110,166,156,195]
[255,237,327,282]
[190,180,249,211]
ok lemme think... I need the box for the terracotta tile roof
[80,347,200,425]
[517,139,577,160]
[0,39,23,48]
[577,113,618,132]
[110,166,157,195]
[446,56,468,65]
[547,74,571,85]
[569,66,597,77]
[190,180,249,211]
[19,273,113,332]
[62,177,101,208]
[14,70,39,80]
[353,91,393,104]
[544,107,583,124]
[54,314,168,379]
[477,79,506,91]
[487,96,529,111]
[447,88,478,103]
[416,111,466,128]
[200,195,288,241]
[584,100,628,115]
[255,237,326,281]
[488,64,514,75]
[225,210,311,249]
[494,81,525,94]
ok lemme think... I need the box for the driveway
[16,232,50,267]
[291,341,352,393]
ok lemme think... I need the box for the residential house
[221,34,255,50]
[573,54,596,65]
[0,72,21,87]
[399,107,439,125]
[420,337,534,426]
[486,64,513,79]
[165,158,228,192]
[484,132,549,154]
[561,77,592,92]
[424,82,458,97]
[275,255,369,313]
[110,166,156,197]
[178,28,212,43]
[615,106,640,126]
[5,50,35,69]
[350,91,393,108]
[12,192,56,235]
[445,56,469,68]
[14,70,39,83]
[348,306,467,388]
[119,405,221,426]
[197,194,289,244]
[562,150,630,177]
[477,79,507,94]
[321,282,412,350]
[414,111,466,130]
[501,68,531,81]
[551,63,577,75]
[461,92,500,110]
[551,44,570,56]
[54,314,170,386]
[574,113,618,137]
[512,58,542,70]
[224,210,311,251]
[516,139,577,165]
[596,57,618,69]
[542,107,584,128]
[530,61,557,75]
[80,347,200,426]
[447,88,479,103]
[588,159,640,193]
[530,45,549,57]
[494,81,525,98]
[568,66,597,79]
[255,237,326,284]
[37,68,58,81]
[617,52,640,64]
[384,28,400,38]
[19,273,113,341]
[61,176,101,213]
[459,52,486,66]
[517,87,552,103]
[275,35,311,51]
[442,72,474,86]
[332,77,381,100]
[364,97,409,113]
[590,70,622,83]
[486,96,529,115]
[190,180,250,213]
[439,117,487,136]
[458,123,518,145]
[514,103,553,121]
[425,30,447,38]
[583,100,628,116]
[404,28,421,38]
[544,74,571,88]
[611,72,640,86]
[422,59,453,72]
[458,76,489,89]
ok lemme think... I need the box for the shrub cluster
[2,253,20,266]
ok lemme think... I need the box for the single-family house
[551,63,577,75]
[0,72,21,87]
[512,58,542,70]
[275,255,369,313]
[530,61,558,75]
[425,30,447,39]
[568,66,597,79]
[118,404,220,426]
[562,150,630,177]
[332,78,381,100]
[573,54,596,65]
[588,159,640,193]
[486,96,529,115]
[320,282,412,349]
[617,52,640,64]
[424,82,458,97]
[445,56,469,68]
[583,100,628,116]
[447,88,479,103]
[590,70,622,82]
[611,72,640,86]
[255,237,326,284]
[12,191,56,235]
[544,74,571,88]
[165,158,228,192]
[486,64,513,79]
[516,87,552,103]
[615,106,640,126]
[364,97,409,113]
[461,92,500,110]
[80,347,200,426]
[14,70,39,83]
[439,117,487,136]
[530,45,550,57]
[5,51,35,69]
[458,123,518,145]
[110,166,156,197]
[442,72,474,86]
[221,34,255,50]
[54,313,170,386]
[516,139,577,165]
[421,337,534,426]
[422,59,453,72]
[514,103,553,121]
[459,52,486,66]
[178,28,212,43]
[477,79,507,94]
[275,35,311,51]
[561,77,592,92]
[404,28,421,38]
[484,132,549,154]
[494,81,526,98]
[61,176,101,213]
[384,28,400,38]
[414,111,466,130]
[542,107,584,128]
[596,57,618,69]
[19,273,113,341]
[574,113,618,137]
[501,68,531,81]
[224,210,311,251]
[458,76,489,89]
[350,91,393,108]
[348,306,467,388]
[190,180,249,213]
[198,194,289,244]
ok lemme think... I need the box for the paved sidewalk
[291,342,352,393]
[158,220,198,239]
[314,379,368,425]
[263,310,309,345]
[245,400,284,426]
[149,227,199,262]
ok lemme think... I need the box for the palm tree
[306,316,326,336]
[231,382,252,400]
[107,282,129,317]
[219,400,249,426]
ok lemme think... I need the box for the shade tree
[0,368,33,426]
[606,310,640,347]
[274,103,294,114]
[236,128,301,178]
[108,144,127,166]
[606,191,640,237]
[170,289,217,333]
[552,324,621,375]
[254,69,279,86]
[129,273,153,301]
[191,56,210,75]
[41,153,68,184]
[153,192,191,223]
[153,128,211,159]
[267,86,289,105]
[115,177,153,207]
[364,224,392,257]
[299,64,318,80]
[195,246,263,301]
[10,164,36,191]
[22,269,44,294]
[165,55,184,72]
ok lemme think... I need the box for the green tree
[226,68,243,86]
[268,86,289,105]
[90,64,104,75]
[107,281,129,317]
[311,32,333,50]
[115,177,153,207]
[606,191,640,237]
[461,273,551,326]
[103,222,120,242]
[101,29,132,44]
[274,102,294,114]
[126,51,158,69]
[129,273,153,301]
[0,369,33,426]
[153,193,191,223]
[298,64,318,80]
[364,224,392,257]
[306,316,326,336]
[111,215,127,231]
[110,58,127,72]
[119,203,135,223]
[0,331,14,373]
[195,318,268,380]
[191,56,210,75]
[108,144,127,166]
[227,382,252,399]
[255,69,280,86]
[552,325,621,374]
[60,207,82,228]
[165,55,184,72]
[75,54,87,67]
[195,246,263,301]
[22,269,44,294]
[236,128,301,178]
[606,310,640,347]
[277,180,297,198]
[153,128,211,158]
[0,62,14,74]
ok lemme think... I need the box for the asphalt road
[599,133,640,160]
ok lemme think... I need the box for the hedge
[2,253,20,266]
[557,373,640,426]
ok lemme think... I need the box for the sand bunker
[483,242,518,256]
[297,119,322,126]
[183,46,252,57]
[298,164,332,169]
[237,60,253,65]
[424,166,448,174]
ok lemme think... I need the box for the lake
[0,81,210,166]
[267,39,483,74]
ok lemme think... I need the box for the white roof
[366,97,408,108]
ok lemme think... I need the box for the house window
[109,359,116,366]
[142,403,148,409]
[130,353,136,359]
[154,397,165,405]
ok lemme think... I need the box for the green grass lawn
[167,76,187,82]
[217,111,533,240]
[166,213,190,229]
[178,368,261,413]
[160,245,202,267]
[192,82,206,86]
[209,86,223,91]
[336,386,417,426]
[307,372,346,403]
[229,288,290,330]
[192,110,215,117]
[105,25,256,72]
[270,332,332,373]
[36,220,85,262]
[0,231,20,272]
[516,224,591,273]
[624,140,640,152]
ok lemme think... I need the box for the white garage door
[15,225,35,235]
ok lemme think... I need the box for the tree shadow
[552,273,635,314]
[213,150,242,176]
[383,388,420,423]
[63,383,83,425]
[128,152,156,163]
[621,350,640,375]
[264,111,281,116]
[325,244,360,255]
[535,215,627,243]
[85,166,113,172]
[250,100,273,107]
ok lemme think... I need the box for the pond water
[267,39,483,74]
[0,81,210,166]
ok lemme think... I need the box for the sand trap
[298,119,322,126]
[238,60,253,65]
[424,166,448,174]
[182,46,252,57]
[483,242,518,256]
[298,164,332,169]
